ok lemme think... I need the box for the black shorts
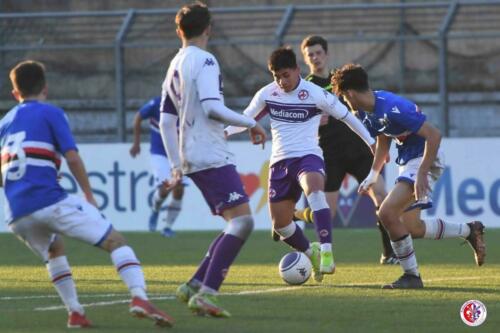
[323,151,373,192]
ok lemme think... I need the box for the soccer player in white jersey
[0,61,174,328]
[159,3,266,317]
[332,64,486,289]
[226,47,376,282]
[130,95,185,237]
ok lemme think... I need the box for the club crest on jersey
[204,58,215,66]
[377,113,390,131]
[298,89,309,100]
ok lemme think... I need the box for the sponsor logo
[298,89,309,100]
[204,58,215,66]
[227,191,244,203]
[269,107,308,122]
[391,106,401,114]
[460,300,487,327]
[319,229,329,237]
[297,267,307,277]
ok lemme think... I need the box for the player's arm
[415,121,442,200]
[225,88,268,140]
[320,91,375,148]
[159,95,182,187]
[65,150,97,206]
[129,112,142,158]
[358,134,390,193]
[50,109,97,207]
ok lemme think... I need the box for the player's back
[0,101,73,223]
[163,46,231,174]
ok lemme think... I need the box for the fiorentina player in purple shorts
[226,47,375,283]
[159,3,266,318]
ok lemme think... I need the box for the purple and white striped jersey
[0,101,77,223]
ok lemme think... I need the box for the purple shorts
[268,154,325,203]
[188,164,249,216]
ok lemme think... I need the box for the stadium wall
[0,138,499,233]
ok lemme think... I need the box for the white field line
[0,275,495,311]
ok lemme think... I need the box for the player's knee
[306,191,329,211]
[377,206,396,226]
[224,214,254,241]
[100,229,127,252]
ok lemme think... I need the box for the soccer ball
[278,251,312,285]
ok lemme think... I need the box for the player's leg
[149,154,172,232]
[378,182,423,289]
[9,213,91,328]
[162,182,185,237]
[400,208,486,266]
[52,195,173,327]
[299,171,335,275]
[368,176,398,265]
[294,154,343,224]
[271,199,322,283]
[181,164,253,317]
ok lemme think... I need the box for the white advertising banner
[0,138,499,232]
[0,142,273,232]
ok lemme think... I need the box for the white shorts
[150,154,172,186]
[150,153,189,187]
[9,195,112,261]
[396,150,445,211]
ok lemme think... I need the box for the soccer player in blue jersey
[332,63,486,289]
[130,96,184,236]
[1,61,174,328]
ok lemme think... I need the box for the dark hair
[268,47,298,72]
[331,63,369,95]
[301,35,328,53]
[9,60,46,98]
[175,2,211,39]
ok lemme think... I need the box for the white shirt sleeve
[159,112,182,170]
[225,88,268,136]
[317,89,375,147]
[196,54,256,128]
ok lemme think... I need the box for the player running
[293,35,397,265]
[226,47,375,283]
[1,60,173,328]
[159,3,266,317]
[331,63,486,289]
[130,96,184,237]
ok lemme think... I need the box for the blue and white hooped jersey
[356,90,426,165]
[0,101,77,223]
[138,96,167,157]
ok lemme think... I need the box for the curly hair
[331,63,369,96]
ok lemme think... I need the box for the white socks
[165,198,182,227]
[391,234,419,277]
[423,218,470,239]
[111,246,147,300]
[47,256,83,314]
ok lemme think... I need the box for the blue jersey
[138,96,167,156]
[357,90,426,165]
[0,101,77,223]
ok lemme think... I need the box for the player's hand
[163,168,183,190]
[358,169,379,194]
[249,123,266,149]
[224,130,229,140]
[414,170,430,202]
[129,144,140,158]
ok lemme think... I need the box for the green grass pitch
[0,228,498,332]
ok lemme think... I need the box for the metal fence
[1,0,500,141]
